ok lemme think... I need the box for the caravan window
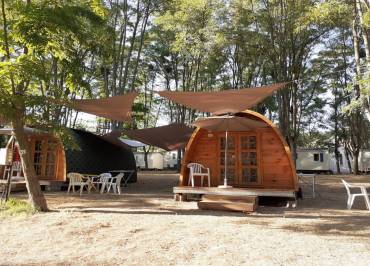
[313,153,324,162]
[172,153,176,160]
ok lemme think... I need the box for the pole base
[217,185,233,189]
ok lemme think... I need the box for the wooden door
[33,140,43,176]
[32,138,58,180]
[218,132,261,187]
[238,134,261,186]
[44,140,58,178]
[219,134,237,185]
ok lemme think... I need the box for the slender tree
[0,1,108,210]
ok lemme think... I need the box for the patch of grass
[0,198,36,217]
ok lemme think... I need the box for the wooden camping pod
[1,129,137,183]
[3,131,66,181]
[180,110,299,191]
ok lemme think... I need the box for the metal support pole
[224,130,228,187]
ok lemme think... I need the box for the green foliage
[300,0,351,29]
[155,0,219,57]
[0,0,112,136]
[297,131,332,148]
[0,198,36,217]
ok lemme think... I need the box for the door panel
[238,134,260,186]
[32,138,58,180]
[219,135,237,185]
[218,133,261,187]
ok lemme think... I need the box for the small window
[172,154,176,159]
[319,153,324,162]
[313,154,319,162]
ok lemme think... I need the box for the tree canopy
[1,0,370,210]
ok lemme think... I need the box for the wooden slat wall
[185,130,218,186]
[259,128,293,188]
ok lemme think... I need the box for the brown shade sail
[72,92,138,122]
[122,123,194,151]
[157,83,287,115]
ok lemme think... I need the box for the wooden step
[198,201,256,213]
[202,194,258,204]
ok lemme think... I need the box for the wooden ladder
[1,165,12,202]
[197,194,258,213]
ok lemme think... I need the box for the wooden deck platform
[0,180,66,192]
[173,186,296,199]
[0,180,27,192]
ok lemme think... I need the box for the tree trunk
[131,1,150,87]
[353,148,360,174]
[176,149,182,173]
[143,147,149,169]
[334,87,341,174]
[121,0,141,92]
[345,145,353,173]
[12,119,48,211]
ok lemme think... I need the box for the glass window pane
[228,152,236,166]
[220,168,236,183]
[46,152,55,164]
[34,165,41,175]
[249,136,256,149]
[35,140,42,151]
[249,152,257,165]
[220,152,225,165]
[45,165,55,176]
[250,168,258,182]
[220,138,226,149]
[241,136,249,149]
[228,138,235,150]
[34,153,41,164]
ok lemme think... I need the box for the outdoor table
[297,173,316,198]
[82,174,99,191]
[109,170,135,187]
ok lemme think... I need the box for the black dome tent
[0,128,137,184]
[65,129,137,183]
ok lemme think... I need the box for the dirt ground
[0,173,369,266]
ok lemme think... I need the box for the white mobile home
[359,150,370,173]
[296,147,370,174]
[134,151,178,170]
[296,148,331,173]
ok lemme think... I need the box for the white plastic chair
[67,173,91,196]
[100,174,113,194]
[187,163,210,187]
[91,173,111,191]
[342,179,370,210]
[107,173,124,194]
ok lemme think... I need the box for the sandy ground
[0,173,369,266]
